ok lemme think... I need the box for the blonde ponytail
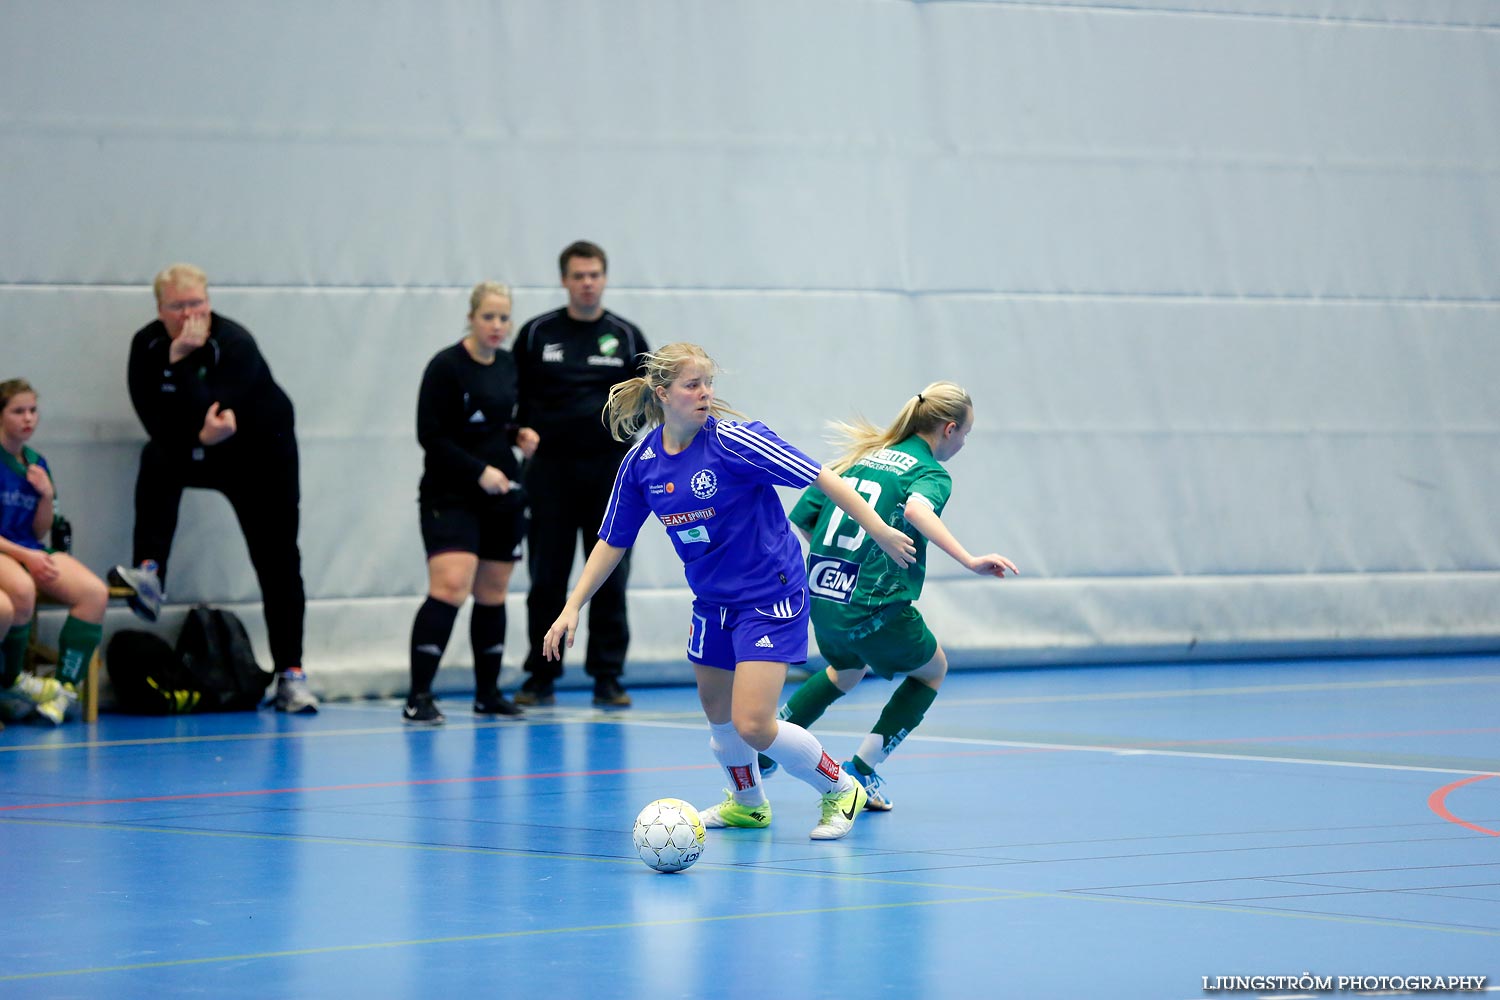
[826,380,972,473]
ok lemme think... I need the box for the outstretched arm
[903,501,1018,577]
[813,467,916,567]
[542,541,629,659]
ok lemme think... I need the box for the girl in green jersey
[763,381,1017,809]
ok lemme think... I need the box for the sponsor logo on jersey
[808,556,860,603]
[587,355,625,366]
[0,489,36,512]
[660,508,715,527]
[542,343,564,363]
[666,482,675,493]
[639,446,656,460]
[468,409,486,423]
[690,469,718,499]
[597,334,620,357]
[860,448,920,473]
[676,525,711,545]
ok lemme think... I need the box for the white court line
[613,717,1500,778]
[920,674,1500,708]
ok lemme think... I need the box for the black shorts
[420,501,526,562]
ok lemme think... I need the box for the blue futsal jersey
[599,416,821,608]
[0,447,51,550]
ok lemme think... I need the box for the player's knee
[472,585,509,605]
[733,715,777,751]
[5,576,36,619]
[911,644,949,687]
[429,581,473,606]
[78,574,110,619]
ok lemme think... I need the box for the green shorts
[812,605,937,681]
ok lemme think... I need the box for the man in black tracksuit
[512,241,648,707]
[119,263,317,713]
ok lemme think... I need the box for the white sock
[764,720,847,796]
[709,721,767,806]
[854,734,888,769]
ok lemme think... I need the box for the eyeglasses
[162,299,207,312]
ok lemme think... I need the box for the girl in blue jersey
[0,379,110,725]
[542,343,917,840]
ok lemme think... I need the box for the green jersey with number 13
[788,435,952,637]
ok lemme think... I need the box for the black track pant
[132,438,305,672]
[523,450,630,682]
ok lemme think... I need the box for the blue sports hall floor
[2,654,1497,1000]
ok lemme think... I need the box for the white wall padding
[4,1,1497,696]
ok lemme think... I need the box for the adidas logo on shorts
[754,635,774,649]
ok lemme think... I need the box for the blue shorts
[686,590,810,670]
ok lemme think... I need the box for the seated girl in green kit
[0,378,109,725]
[760,381,1018,809]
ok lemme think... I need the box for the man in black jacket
[512,242,648,707]
[113,263,318,713]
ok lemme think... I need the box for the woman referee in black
[404,282,539,724]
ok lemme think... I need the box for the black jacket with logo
[511,308,649,458]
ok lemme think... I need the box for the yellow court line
[1,815,1496,983]
[0,814,1025,895]
[4,674,1495,752]
[0,708,699,754]
[0,895,1020,982]
[0,717,585,754]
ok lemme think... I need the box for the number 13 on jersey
[820,477,883,551]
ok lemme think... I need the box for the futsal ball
[632,797,706,873]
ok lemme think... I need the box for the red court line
[1428,774,1499,836]
[0,763,715,813]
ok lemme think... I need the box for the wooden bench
[26,584,136,724]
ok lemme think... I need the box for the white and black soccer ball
[632,797,706,873]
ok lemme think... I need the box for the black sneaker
[592,676,632,708]
[474,690,525,719]
[513,677,555,707]
[402,692,445,725]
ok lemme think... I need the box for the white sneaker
[273,671,319,714]
[34,688,74,726]
[810,777,868,840]
[108,561,164,623]
[5,671,63,705]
